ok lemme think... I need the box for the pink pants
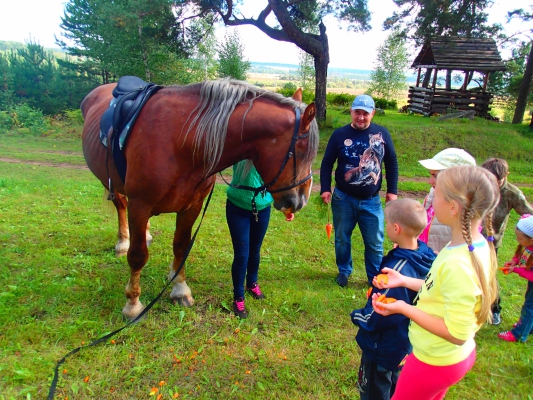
[391,349,476,400]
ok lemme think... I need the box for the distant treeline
[249,61,417,83]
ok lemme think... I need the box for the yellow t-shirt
[409,239,492,366]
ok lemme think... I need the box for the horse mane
[181,78,318,176]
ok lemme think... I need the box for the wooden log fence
[407,87,493,117]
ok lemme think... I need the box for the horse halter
[227,107,312,220]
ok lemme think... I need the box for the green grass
[1,114,533,399]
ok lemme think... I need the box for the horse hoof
[122,302,145,320]
[115,249,128,257]
[172,296,194,307]
[115,240,130,257]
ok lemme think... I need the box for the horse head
[251,89,318,216]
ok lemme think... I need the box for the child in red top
[498,214,533,342]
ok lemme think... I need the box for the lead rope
[47,185,215,400]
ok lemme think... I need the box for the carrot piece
[325,223,333,240]
[376,294,395,310]
[498,267,510,275]
[376,274,388,285]
[366,287,373,299]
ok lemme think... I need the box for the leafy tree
[218,30,250,80]
[58,0,190,83]
[384,0,501,44]
[368,31,410,100]
[189,18,219,81]
[187,0,372,120]
[298,49,315,91]
[507,7,533,126]
[384,0,502,88]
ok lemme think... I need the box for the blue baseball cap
[351,95,375,113]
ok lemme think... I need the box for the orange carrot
[375,274,388,285]
[499,267,510,275]
[325,223,333,240]
[376,294,396,310]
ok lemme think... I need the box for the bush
[276,88,315,104]
[326,92,353,107]
[62,109,85,125]
[373,98,398,110]
[0,103,51,134]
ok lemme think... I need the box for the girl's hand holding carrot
[372,267,404,289]
[372,292,405,316]
[499,262,515,275]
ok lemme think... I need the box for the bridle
[223,107,313,220]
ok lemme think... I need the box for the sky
[0,0,530,71]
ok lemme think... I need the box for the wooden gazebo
[408,37,506,117]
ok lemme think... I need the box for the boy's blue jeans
[226,200,270,300]
[512,280,533,342]
[331,188,384,283]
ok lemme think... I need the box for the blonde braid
[484,212,499,318]
[439,166,500,325]
[461,206,475,252]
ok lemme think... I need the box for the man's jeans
[512,280,533,342]
[331,188,384,283]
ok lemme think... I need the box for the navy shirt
[351,241,436,371]
[320,122,398,199]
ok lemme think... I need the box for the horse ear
[292,88,303,102]
[302,102,316,131]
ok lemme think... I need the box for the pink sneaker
[233,297,248,318]
[246,282,265,299]
[498,331,517,342]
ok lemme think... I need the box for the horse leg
[122,204,151,319]
[146,219,153,247]
[112,193,130,257]
[112,193,152,257]
[168,204,203,307]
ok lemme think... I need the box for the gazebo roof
[411,37,506,72]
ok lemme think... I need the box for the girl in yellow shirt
[372,166,500,400]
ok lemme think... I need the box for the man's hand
[385,193,397,203]
[321,191,332,204]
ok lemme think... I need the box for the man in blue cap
[320,94,398,287]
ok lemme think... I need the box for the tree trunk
[513,41,533,124]
[422,68,432,87]
[314,54,328,120]
[446,70,452,90]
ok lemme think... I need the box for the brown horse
[81,79,318,319]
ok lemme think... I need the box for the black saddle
[99,76,162,184]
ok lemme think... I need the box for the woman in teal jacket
[226,160,273,318]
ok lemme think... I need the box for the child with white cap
[418,148,476,253]
[498,214,533,342]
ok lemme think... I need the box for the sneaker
[233,297,248,318]
[497,331,517,342]
[336,273,348,287]
[246,282,265,299]
[492,312,501,326]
